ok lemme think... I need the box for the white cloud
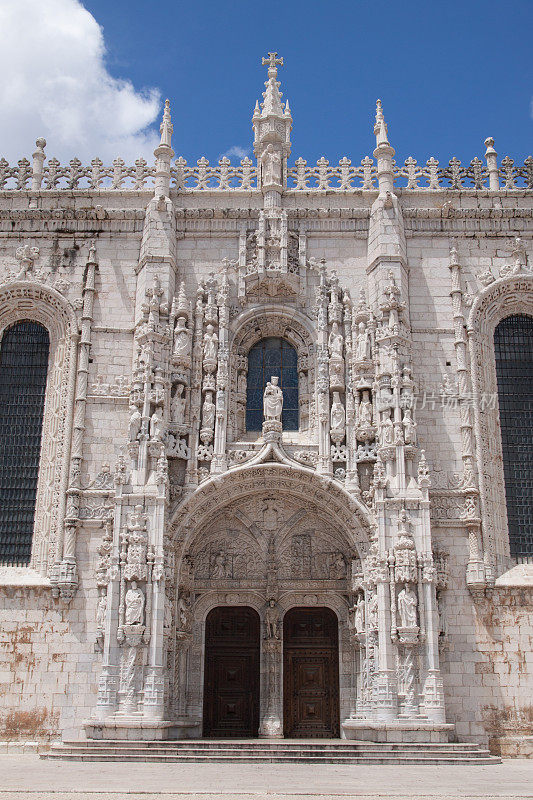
[220,145,251,161]
[0,0,162,164]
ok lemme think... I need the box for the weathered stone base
[489,735,533,758]
[83,717,177,741]
[342,719,454,743]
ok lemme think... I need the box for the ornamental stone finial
[262,51,283,78]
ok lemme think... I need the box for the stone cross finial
[262,52,283,76]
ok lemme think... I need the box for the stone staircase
[41,739,500,764]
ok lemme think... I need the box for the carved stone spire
[253,53,292,199]
[153,99,175,198]
[373,99,395,197]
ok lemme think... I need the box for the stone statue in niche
[211,551,228,579]
[124,581,145,626]
[397,584,418,628]
[263,376,283,422]
[150,408,164,441]
[354,593,365,633]
[330,552,347,579]
[128,405,142,442]
[177,595,191,632]
[356,321,371,361]
[171,384,187,425]
[367,592,378,629]
[265,598,280,639]
[96,594,107,630]
[202,391,216,430]
[330,392,345,432]
[358,390,373,427]
[237,371,247,395]
[402,407,416,444]
[328,322,344,359]
[263,144,282,186]
[173,317,190,357]
[380,408,394,446]
[203,324,218,363]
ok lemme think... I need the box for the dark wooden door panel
[203,606,260,738]
[283,607,340,738]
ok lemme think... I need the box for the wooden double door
[203,606,260,737]
[283,607,340,738]
[203,605,339,738]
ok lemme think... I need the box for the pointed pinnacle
[374,98,390,147]
[159,99,173,148]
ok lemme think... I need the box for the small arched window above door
[246,337,298,431]
[494,314,533,559]
[0,321,50,565]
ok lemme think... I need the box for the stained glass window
[494,314,533,559]
[246,337,298,431]
[0,321,50,565]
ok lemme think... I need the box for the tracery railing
[0,152,531,191]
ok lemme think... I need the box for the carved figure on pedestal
[173,317,190,357]
[367,592,378,630]
[402,406,416,444]
[331,552,347,579]
[328,322,344,359]
[330,392,345,432]
[128,405,142,442]
[211,551,228,579]
[96,594,107,630]
[265,598,280,639]
[263,376,283,421]
[356,321,371,361]
[380,408,394,446]
[202,391,216,430]
[263,144,282,186]
[358,390,373,428]
[398,584,418,628]
[150,408,164,441]
[177,595,191,632]
[171,384,187,425]
[354,593,365,633]
[125,581,145,625]
[203,325,218,363]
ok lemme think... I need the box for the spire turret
[253,53,292,199]
[372,99,395,197]
[153,99,175,199]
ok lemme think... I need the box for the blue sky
[1,0,531,165]
[82,0,532,165]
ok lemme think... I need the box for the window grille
[0,321,49,565]
[494,314,533,558]
[246,337,299,431]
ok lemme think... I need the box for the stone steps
[42,739,500,764]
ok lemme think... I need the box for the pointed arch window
[246,337,298,431]
[494,314,533,559]
[0,321,50,565]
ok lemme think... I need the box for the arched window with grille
[0,321,50,565]
[246,337,298,431]
[494,314,533,559]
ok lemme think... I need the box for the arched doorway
[283,607,340,738]
[203,606,260,737]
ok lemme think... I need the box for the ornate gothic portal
[169,470,359,739]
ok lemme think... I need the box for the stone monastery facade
[0,54,532,755]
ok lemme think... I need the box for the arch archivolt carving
[228,304,316,441]
[0,281,78,575]
[467,275,533,573]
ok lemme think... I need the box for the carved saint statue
[263,144,282,186]
[202,391,216,430]
[397,584,418,628]
[203,324,218,362]
[128,405,142,442]
[331,552,347,579]
[356,321,371,361]
[330,392,345,432]
[171,384,187,425]
[328,322,344,360]
[265,598,280,639]
[354,593,365,633]
[149,408,164,441]
[96,594,107,630]
[358,390,373,427]
[403,407,416,445]
[211,551,227,579]
[263,376,283,421]
[124,581,145,626]
[367,592,378,629]
[173,317,190,357]
[380,407,394,446]
[177,595,191,631]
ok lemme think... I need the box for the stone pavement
[0,754,532,799]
